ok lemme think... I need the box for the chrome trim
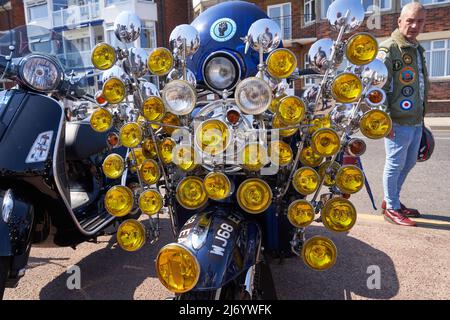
[2,189,14,223]
[202,51,241,93]
[52,96,115,236]
[18,54,63,93]
[244,265,256,299]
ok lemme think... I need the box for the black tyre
[0,257,11,300]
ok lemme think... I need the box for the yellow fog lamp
[278,96,306,125]
[159,138,176,164]
[299,146,323,167]
[156,243,200,294]
[162,80,197,116]
[102,154,125,179]
[139,189,163,215]
[336,165,365,194]
[204,172,231,201]
[142,138,157,159]
[309,115,331,134]
[292,167,320,195]
[173,145,198,172]
[365,87,386,107]
[272,114,298,137]
[331,73,362,103]
[160,112,181,135]
[90,108,113,132]
[127,148,145,172]
[237,178,272,214]
[176,176,208,210]
[269,140,293,167]
[194,119,231,156]
[120,122,143,148]
[287,200,315,228]
[117,219,146,252]
[102,77,126,104]
[266,48,297,79]
[321,197,357,232]
[147,47,174,76]
[345,33,378,66]
[302,236,337,271]
[311,128,341,157]
[105,185,134,217]
[235,77,272,115]
[360,109,392,139]
[143,96,165,121]
[318,160,341,187]
[241,143,269,171]
[91,42,116,70]
[269,93,287,113]
[140,159,160,185]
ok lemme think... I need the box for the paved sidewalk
[425,117,450,130]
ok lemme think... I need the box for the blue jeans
[383,124,422,210]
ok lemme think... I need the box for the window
[402,0,450,5]
[268,3,292,40]
[304,0,316,24]
[321,0,391,18]
[140,22,156,49]
[304,53,315,86]
[420,39,450,78]
[27,2,48,21]
[105,0,129,7]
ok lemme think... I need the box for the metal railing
[270,14,318,40]
[52,3,100,28]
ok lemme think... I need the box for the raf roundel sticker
[210,18,237,42]
[402,85,414,97]
[399,67,416,84]
[377,50,387,61]
[400,99,413,110]
[403,53,413,65]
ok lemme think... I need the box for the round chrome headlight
[20,55,62,92]
[235,77,272,115]
[162,80,197,116]
[203,51,240,92]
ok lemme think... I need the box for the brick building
[0,0,26,31]
[155,0,192,48]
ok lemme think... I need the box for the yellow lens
[309,115,331,134]
[148,47,174,76]
[102,154,124,179]
[105,185,134,217]
[302,236,337,271]
[91,43,116,70]
[173,145,197,172]
[242,143,268,171]
[321,197,357,232]
[346,33,378,66]
[269,140,293,167]
[269,93,287,113]
[139,189,163,215]
[120,122,143,148]
[336,165,365,194]
[360,109,392,139]
[159,138,176,164]
[156,243,200,293]
[318,160,341,187]
[176,176,208,209]
[237,178,272,214]
[140,159,160,185]
[266,48,297,79]
[204,172,231,200]
[127,148,145,173]
[117,219,145,252]
[292,167,320,195]
[143,96,165,121]
[90,108,112,132]
[311,128,341,157]
[300,146,323,167]
[195,119,230,155]
[102,77,126,104]
[272,113,298,137]
[142,138,157,159]
[278,96,306,125]
[160,112,181,135]
[288,200,315,228]
[331,73,362,103]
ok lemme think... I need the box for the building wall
[0,0,26,31]
[155,0,191,48]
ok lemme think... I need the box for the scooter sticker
[400,99,413,110]
[26,131,54,163]
[210,18,237,42]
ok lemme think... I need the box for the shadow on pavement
[270,225,400,300]
[38,218,173,300]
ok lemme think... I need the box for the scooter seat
[65,117,109,161]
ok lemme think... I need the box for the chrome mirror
[245,18,281,54]
[102,65,129,83]
[123,47,149,78]
[167,68,197,87]
[169,24,200,57]
[114,11,142,44]
[308,39,334,74]
[361,59,388,88]
[327,0,365,34]
[133,81,160,108]
[330,103,354,130]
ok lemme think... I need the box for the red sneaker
[381,201,421,218]
[383,209,417,227]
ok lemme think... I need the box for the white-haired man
[377,2,429,227]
